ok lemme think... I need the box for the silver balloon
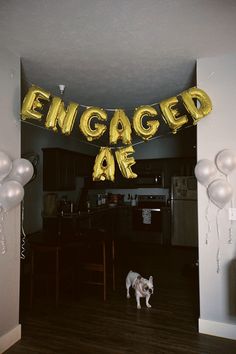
[7,158,34,186]
[194,159,217,187]
[0,180,24,212]
[215,149,236,176]
[0,151,12,182]
[207,179,233,209]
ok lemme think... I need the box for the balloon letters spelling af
[92,147,115,181]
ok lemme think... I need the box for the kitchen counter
[42,204,133,239]
[43,204,132,218]
[42,204,171,244]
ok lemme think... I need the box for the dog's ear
[149,276,153,284]
[137,275,142,280]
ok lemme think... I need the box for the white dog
[126,270,154,309]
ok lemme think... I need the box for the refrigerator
[171,176,198,247]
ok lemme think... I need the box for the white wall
[0,49,21,352]
[197,54,236,340]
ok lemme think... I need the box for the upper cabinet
[85,156,196,189]
[43,148,196,191]
[42,148,94,191]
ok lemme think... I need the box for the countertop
[42,204,133,218]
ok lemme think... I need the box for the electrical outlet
[229,208,236,220]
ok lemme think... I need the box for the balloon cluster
[0,151,34,212]
[195,149,236,209]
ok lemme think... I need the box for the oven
[132,195,167,243]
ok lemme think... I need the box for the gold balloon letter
[21,85,50,120]
[45,97,79,135]
[109,109,132,145]
[115,146,137,179]
[93,147,115,182]
[79,107,107,141]
[160,96,188,134]
[181,87,212,124]
[133,105,159,141]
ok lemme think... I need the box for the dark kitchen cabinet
[163,157,196,188]
[74,153,94,177]
[84,156,196,190]
[43,148,94,191]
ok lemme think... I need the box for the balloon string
[21,118,195,150]
[227,175,233,244]
[216,208,221,273]
[0,209,7,255]
[21,200,26,259]
[205,198,211,245]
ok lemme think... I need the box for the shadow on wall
[227,258,236,318]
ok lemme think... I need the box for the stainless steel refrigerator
[171,176,198,247]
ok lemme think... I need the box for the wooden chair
[78,229,116,301]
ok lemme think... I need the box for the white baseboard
[199,318,236,340]
[0,325,21,353]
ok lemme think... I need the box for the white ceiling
[1,0,236,110]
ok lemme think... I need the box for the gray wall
[197,54,236,340]
[0,49,21,351]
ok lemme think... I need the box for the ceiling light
[58,84,65,95]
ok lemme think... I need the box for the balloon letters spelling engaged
[93,147,115,181]
[79,107,107,141]
[181,87,212,124]
[45,97,79,135]
[109,109,132,145]
[21,86,79,136]
[160,96,188,134]
[21,85,51,120]
[133,106,159,141]
[115,146,137,179]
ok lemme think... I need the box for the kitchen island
[42,203,170,244]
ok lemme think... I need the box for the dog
[126,270,154,309]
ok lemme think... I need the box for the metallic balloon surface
[21,85,50,120]
[7,158,34,186]
[181,87,212,124]
[160,96,188,134]
[133,106,159,141]
[115,146,137,179]
[109,109,132,145]
[79,107,107,141]
[0,180,24,212]
[207,179,233,209]
[93,147,115,182]
[194,159,217,187]
[45,97,79,135]
[215,149,236,176]
[0,151,12,182]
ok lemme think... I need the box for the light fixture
[58,84,65,96]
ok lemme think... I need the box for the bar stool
[29,234,80,307]
[78,228,116,301]
[29,241,60,307]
